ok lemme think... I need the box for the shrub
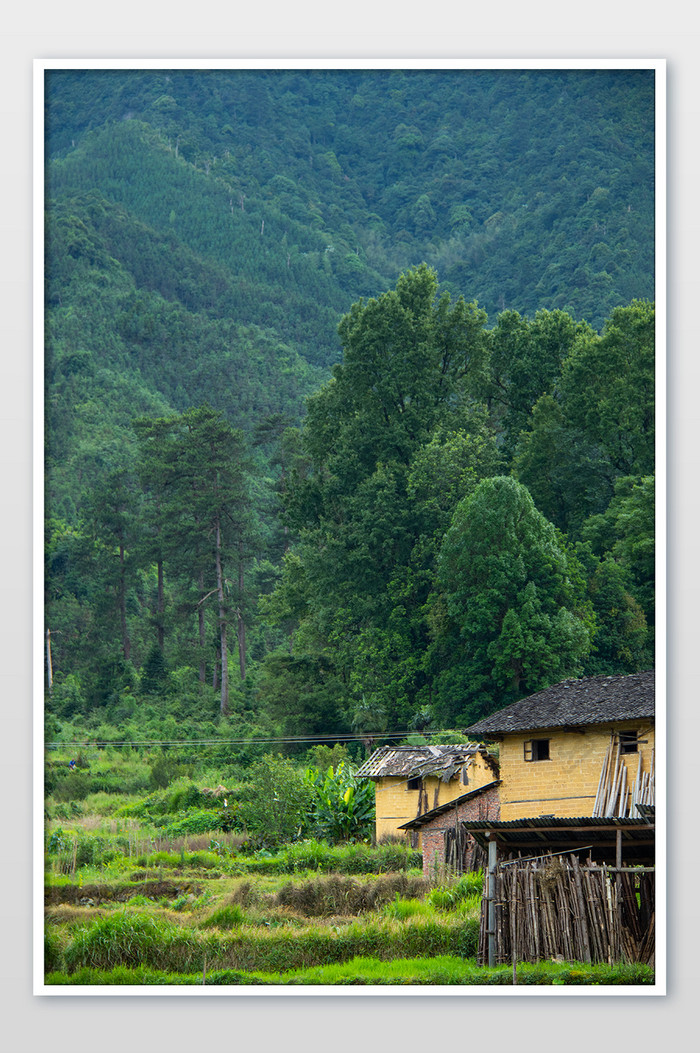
[74,834,112,868]
[159,810,224,838]
[166,782,209,812]
[305,744,352,773]
[134,849,221,870]
[429,871,484,910]
[50,801,83,820]
[49,673,87,719]
[51,773,93,803]
[149,753,185,790]
[456,917,481,958]
[238,754,314,849]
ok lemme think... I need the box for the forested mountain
[47,68,654,337]
[44,67,656,755]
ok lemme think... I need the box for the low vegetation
[43,747,653,987]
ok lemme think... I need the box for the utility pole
[46,627,53,693]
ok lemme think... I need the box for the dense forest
[44,67,656,761]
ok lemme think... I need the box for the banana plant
[305,762,375,843]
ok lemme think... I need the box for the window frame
[524,738,550,762]
[618,730,639,755]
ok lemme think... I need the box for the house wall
[420,785,501,881]
[374,750,496,844]
[498,720,655,820]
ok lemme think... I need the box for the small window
[407,777,423,790]
[524,739,550,762]
[619,731,638,754]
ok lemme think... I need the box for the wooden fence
[477,854,654,967]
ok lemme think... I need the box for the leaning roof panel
[355,743,479,780]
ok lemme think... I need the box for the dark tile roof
[398,781,501,830]
[355,743,481,780]
[463,671,655,737]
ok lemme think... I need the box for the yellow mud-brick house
[463,670,655,821]
[355,743,499,847]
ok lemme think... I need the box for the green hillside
[46,68,654,335]
[43,67,656,749]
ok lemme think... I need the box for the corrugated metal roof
[460,815,655,865]
[464,671,654,738]
[355,743,481,780]
[464,816,653,832]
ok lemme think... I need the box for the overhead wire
[44,728,455,749]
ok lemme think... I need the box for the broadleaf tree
[427,475,594,726]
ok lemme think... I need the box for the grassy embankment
[43,748,653,987]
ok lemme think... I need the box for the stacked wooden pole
[593,735,655,818]
[630,747,655,817]
[477,855,655,967]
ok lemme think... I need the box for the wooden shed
[466,815,656,967]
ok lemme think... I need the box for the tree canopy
[427,476,593,726]
[43,69,655,756]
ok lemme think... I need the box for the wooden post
[488,835,498,968]
[46,628,53,693]
[616,828,623,870]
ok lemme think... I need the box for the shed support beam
[487,835,498,968]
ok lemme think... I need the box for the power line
[44,728,458,749]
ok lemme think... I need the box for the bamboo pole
[480,857,653,967]
[618,763,627,817]
[509,866,518,975]
[496,865,505,964]
[584,867,604,962]
[605,873,616,965]
[632,752,642,816]
[593,734,614,816]
[487,837,497,968]
[606,742,622,816]
[571,855,592,963]
[530,866,541,961]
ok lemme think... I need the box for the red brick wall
[419,785,500,881]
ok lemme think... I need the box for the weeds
[56,906,477,976]
[275,873,428,917]
[382,896,432,921]
[62,912,205,973]
[199,904,245,930]
[230,840,422,876]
